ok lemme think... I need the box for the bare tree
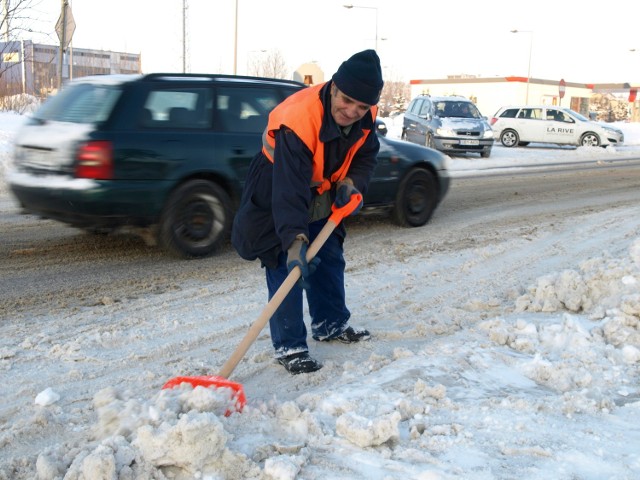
[589,93,629,122]
[247,49,289,79]
[378,79,410,117]
[0,0,50,106]
[1,0,44,39]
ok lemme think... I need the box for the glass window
[35,83,122,124]
[216,87,282,133]
[519,108,542,120]
[409,99,422,115]
[500,108,519,118]
[417,100,430,116]
[142,88,213,129]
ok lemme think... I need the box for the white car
[490,105,624,148]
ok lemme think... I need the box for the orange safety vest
[262,82,377,195]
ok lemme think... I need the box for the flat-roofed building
[0,40,141,97]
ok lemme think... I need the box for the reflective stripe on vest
[262,82,377,195]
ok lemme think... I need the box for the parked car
[402,94,494,158]
[490,105,624,148]
[8,73,449,258]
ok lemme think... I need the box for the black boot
[329,326,371,344]
[277,352,323,375]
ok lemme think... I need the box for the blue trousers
[266,219,351,358]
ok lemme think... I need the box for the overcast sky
[29,0,640,84]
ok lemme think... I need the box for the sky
[1,113,640,478]
[23,0,640,85]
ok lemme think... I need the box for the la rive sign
[546,127,575,134]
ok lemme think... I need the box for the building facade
[410,76,639,122]
[0,40,141,98]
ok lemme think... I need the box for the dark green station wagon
[8,73,449,258]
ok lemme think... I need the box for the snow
[1,111,640,479]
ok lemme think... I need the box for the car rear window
[34,83,122,124]
[498,108,519,118]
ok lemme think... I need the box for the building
[410,76,640,122]
[0,40,141,98]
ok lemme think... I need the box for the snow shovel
[162,193,363,414]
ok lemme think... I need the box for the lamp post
[343,4,378,51]
[233,0,238,74]
[510,29,533,104]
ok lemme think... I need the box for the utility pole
[55,0,75,89]
[57,0,67,89]
[182,0,187,73]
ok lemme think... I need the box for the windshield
[436,101,481,119]
[34,83,123,124]
[566,109,589,122]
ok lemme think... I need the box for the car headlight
[483,128,494,139]
[436,127,455,137]
[602,126,622,135]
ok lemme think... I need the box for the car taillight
[489,118,498,126]
[75,141,113,179]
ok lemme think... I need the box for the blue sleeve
[347,130,380,194]
[272,128,314,251]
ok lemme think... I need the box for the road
[2,159,640,320]
[2,159,640,477]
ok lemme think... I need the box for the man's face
[330,84,373,127]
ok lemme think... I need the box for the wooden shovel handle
[217,193,363,379]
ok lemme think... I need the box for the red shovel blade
[162,375,246,416]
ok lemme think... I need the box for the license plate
[460,139,479,146]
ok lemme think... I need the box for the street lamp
[233,0,239,74]
[510,29,533,104]
[343,4,378,51]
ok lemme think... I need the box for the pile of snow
[14,240,639,479]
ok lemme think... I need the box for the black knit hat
[332,49,384,106]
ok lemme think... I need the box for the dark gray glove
[335,180,363,215]
[287,236,320,288]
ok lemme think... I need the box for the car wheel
[480,150,491,158]
[392,168,438,227]
[401,129,407,141]
[518,142,530,147]
[580,132,600,147]
[159,179,232,258]
[500,129,519,147]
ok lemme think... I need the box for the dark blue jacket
[231,82,379,268]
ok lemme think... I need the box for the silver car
[402,95,494,158]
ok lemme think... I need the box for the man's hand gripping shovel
[162,193,364,415]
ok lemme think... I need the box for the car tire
[401,129,407,141]
[580,132,600,147]
[392,168,438,227]
[518,142,530,147]
[500,130,519,147]
[481,150,491,158]
[159,179,232,258]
